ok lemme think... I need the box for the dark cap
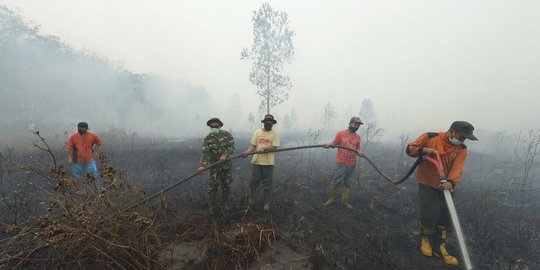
[261,114,277,124]
[206,117,224,127]
[450,121,478,141]
[349,116,364,125]
[77,122,88,129]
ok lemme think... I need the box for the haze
[1,0,539,148]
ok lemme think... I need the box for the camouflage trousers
[207,163,233,209]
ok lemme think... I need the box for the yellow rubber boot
[342,188,354,209]
[434,227,459,266]
[420,228,432,257]
[323,186,337,207]
[435,243,459,266]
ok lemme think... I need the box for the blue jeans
[329,163,355,188]
[71,160,99,179]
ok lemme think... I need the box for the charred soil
[1,136,539,269]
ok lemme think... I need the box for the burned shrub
[0,155,165,269]
[205,222,277,269]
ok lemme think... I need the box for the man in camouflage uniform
[198,118,235,214]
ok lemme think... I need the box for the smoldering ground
[0,130,538,269]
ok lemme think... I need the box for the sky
[1,0,539,142]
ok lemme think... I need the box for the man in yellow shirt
[242,114,280,211]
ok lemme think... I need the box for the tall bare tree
[358,98,375,123]
[289,107,298,133]
[321,101,336,132]
[358,98,383,150]
[241,3,294,114]
[228,92,241,119]
[248,113,256,130]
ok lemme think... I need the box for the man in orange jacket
[406,121,478,266]
[67,122,103,179]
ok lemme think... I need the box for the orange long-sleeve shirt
[407,132,468,189]
[67,132,102,164]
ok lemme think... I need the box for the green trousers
[249,164,274,203]
[418,184,452,229]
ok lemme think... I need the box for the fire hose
[127,144,421,210]
[124,143,472,269]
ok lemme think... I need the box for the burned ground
[0,133,538,269]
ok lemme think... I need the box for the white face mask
[448,131,463,145]
[449,137,462,145]
[211,128,220,135]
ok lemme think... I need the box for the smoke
[0,6,211,146]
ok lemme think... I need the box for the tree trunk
[266,63,271,115]
[267,88,270,115]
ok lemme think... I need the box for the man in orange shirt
[67,122,103,179]
[322,117,364,209]
[406,121,478,266]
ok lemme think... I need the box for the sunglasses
[210,125,220,128]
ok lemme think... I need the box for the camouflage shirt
[199,130,235,167]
